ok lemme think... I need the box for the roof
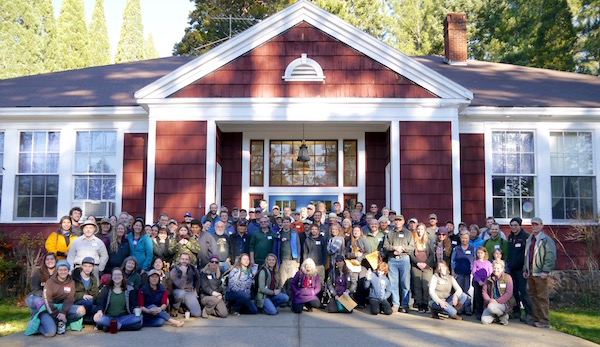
[0,56,193,108]
[414,56,600,108]
[135,0,472,101]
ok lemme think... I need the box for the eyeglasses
[209,260,219,264]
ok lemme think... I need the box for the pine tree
[115,0,145,63]
[144,33,159,59]
[38,0,60,73]
[56,0,89,71]
[88,0,111,66]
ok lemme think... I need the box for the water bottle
[57,320,65,335]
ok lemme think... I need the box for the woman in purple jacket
[291,258,321,313]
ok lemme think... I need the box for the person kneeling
[364,263,393,315]
[290,258,322,313]
[138,269,184,327]
[226,253,258,316]
[428,261,468,320]
[94,267,142,332]
[326,255,356,313]
[199,255,228,318]
[481,259,514,326]
[256,253,289,315]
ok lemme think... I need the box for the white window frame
[549,130,596,221]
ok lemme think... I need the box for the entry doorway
[269,195,338,213]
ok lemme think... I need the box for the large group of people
[26,202,557,337]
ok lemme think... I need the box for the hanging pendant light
[297,123,310,162]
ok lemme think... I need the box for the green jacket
[255,267,281,308]
[72,268,99,302]
[169,237,201,265]
[483,236,508,260]
[249,229,276,264]
[523,231,556,276]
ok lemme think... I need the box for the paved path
[3,307,596,347]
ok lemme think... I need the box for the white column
[241,134,250,210]
[145,115,157,224]
[205,120,217,215]
[451,115,462,224]
[0,130,18,222]
[390,120,401,212]
[357,133,366,205]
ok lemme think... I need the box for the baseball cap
[81,257,95,265]
[100,217,110,224]
[147,269,160,277]
[394,215,405,221]
[249,208,255,213]
[531,217,543,225]
[272,205,280,210]
[328,212,338,219]
[255,207,263,213]
[429,213,438,220]
[184,212,192,218]
[168,219,177,225]
[408,218,418,223]
[436,227,448,235]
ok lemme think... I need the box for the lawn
[550,307,600,345]
[0,297,29,337]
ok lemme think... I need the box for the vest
[486,273,516,308]
[140,284,166,308]
[453,245,475,275]
[433,274,453,301]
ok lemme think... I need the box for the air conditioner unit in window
[82,201,115,218]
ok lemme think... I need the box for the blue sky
[51,0,196,58]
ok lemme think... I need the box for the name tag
[494,245,500,249]
[439,280,447,285]
[92,242,98,247]
[452,241,457,245]
[465,250,471,255]
[499,283,506,289]
[316,241,321,245]
[399,234,404,238]
[267,236,272,240]
[378,238,383,242]
[207,275,213,280]
[63,286,71,293]
[515,243,521,248]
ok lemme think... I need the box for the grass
[0,297,29,336]
[551,307,600,345]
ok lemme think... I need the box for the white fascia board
[135,0,473,102]
[462,106,600,121]
[0,106,148,120]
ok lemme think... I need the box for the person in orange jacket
[45,216,78,260]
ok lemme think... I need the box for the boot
[449,314,463,320]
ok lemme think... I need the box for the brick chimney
[443,13,467,65]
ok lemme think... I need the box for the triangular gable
[134,0,473,101]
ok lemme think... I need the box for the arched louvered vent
[282,53,325,82]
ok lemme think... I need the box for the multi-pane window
[550,131,596,219]
[0,132,3,210]
[16,131,60,218]
[74,131,117,201]
[343,140,357,186]
[491,131,535,219]
[250,140,264,186]
[270,140,337,186]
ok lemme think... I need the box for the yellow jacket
[45,231,78,260]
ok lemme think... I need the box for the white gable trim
[462,106,600,121]
[135,0,472,101]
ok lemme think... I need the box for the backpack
[251,267,267,298]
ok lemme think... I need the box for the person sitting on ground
[138,269,184,327]
[121,256,143,294]
[199,254,228,318]
[169,252,201,318]
[142,257,170,288]
[481,259,515,325]
[365,262,393,315]
[290,258,322,314]
[26,252,57,315]
[72,257,99,323]
[106,223,130,274]
[169,224,201,266]
[226,253,259,316]
[26,260,86,337]
[45,216,78,261]
[256,253,289,315]
[94,267,142,332]
[429,261,468,320]
[326,255,356,313]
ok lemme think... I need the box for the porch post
[205,120,217,215]
[145,115,156,224]
[390,120,401,212]
[451,114,462,224]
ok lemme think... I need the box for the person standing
[192,219,217,268]
[66,220,108,282]
[523,217,556,328]
[383,216,415,313]
[507,217,532,322]
[276,217,301,286]
[45,216,78,261]
[451,231,474,315]
[249,216,277,267]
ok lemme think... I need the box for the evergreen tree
[56,0,89,71]
[0,1,44,79]
[38,0,60,73]
[88,0,111,66]
[570,0,599,74]
[144,33,159,59]
[115,0,145,63]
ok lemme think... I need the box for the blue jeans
[387,256,411,307]
[455,273,472,314]
[142,305,171,327]
[74,298,95,319]
[262,293,289,315]
[26,295,44,316]
[226,291,258,314]
[430,293,468,317]
[97,314,142,331]
[37,304,85,337]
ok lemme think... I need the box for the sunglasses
[209,260,219,264]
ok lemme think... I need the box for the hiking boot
[534,322,550,328]
[449,314,462,320]
[453,302,463,312]
[431,310,440,319]
[520,314,533,324]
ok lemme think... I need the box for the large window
[343,140,357,186]
[16,131,60,218]
[250,140,264,186]
[491,131,535,219]
[270,140,337,186]
[550,131,596,219]
[73,131,117,201]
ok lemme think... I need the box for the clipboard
[338,295,358,311]
[365,251,379,270]
[345,259,361,272]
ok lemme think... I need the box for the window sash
[269,140,338,187]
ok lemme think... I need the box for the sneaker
[201,308,208,319]
[520,314,533,323]
[449,315,463,321]
[232,311,241,317]
[534,322,550,328]
[391,306,399,312]
[499,314,509,326]
[400,306,410,313]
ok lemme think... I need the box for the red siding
[170,22,437,99]
[1,224,56,244]
[460,134,486,225]
[154,121,207,222]
[365,132,388,209]
[399,122,453,222]
[216,129,242,210]
[122,133,147,219]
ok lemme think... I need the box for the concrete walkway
[3,307,596,347]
